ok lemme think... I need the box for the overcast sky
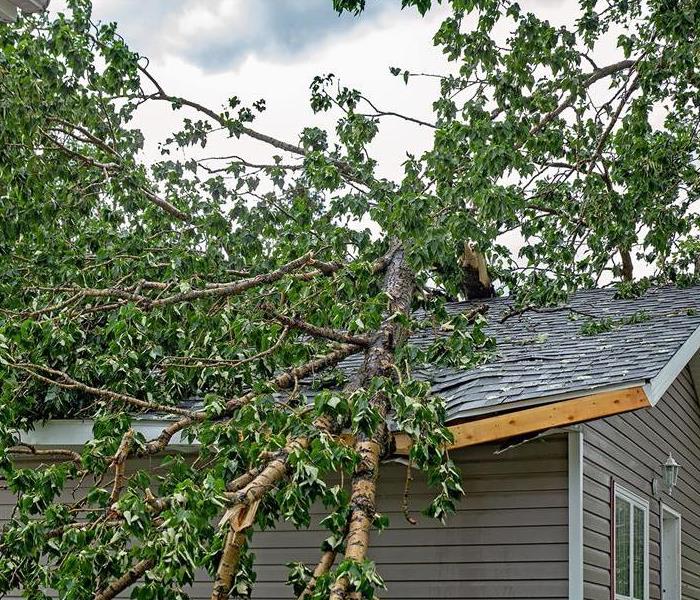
[47,0,643,279]
[48,1,460,181]
[47,0,622,180]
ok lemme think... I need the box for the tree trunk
[330,247,415,600]
[620,248,633,281]
[211,246,414,600]
[210,530,246,600]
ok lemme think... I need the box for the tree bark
[94,557,154,600]
[210,529,246,600]
[329,247,415,600]
[620,248,634,281]
[299,547,339,599]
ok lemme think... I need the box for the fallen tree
[1,0,700,598]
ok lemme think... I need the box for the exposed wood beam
[391,386,650,455]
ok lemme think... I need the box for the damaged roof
[334,284,700,423]
[21,285,700,448]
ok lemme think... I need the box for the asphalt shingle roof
[333,285,700,423]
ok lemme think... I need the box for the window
[615,486,649,600]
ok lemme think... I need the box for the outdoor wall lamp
[662,452,680,495]
[652,452,680,497]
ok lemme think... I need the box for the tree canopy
[1,0,699,598]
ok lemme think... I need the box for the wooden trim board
[18,387,650,456]
[392,386,650,455]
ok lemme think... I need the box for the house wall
[0,435,570,599]
[582,366,700,600]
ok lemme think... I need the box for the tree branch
[161,327,290,369]
[41,127,190,222]
[108,429,134,506]
[224,342,360,411]
[136,64,366,185]
[141,342,363,456]
[262,306,371,347]
[8,444,81,464]
[210,530,246,600]
[358,95,436,128]
[10,363,195,417]
[299,547,340,599]
[529,59,637,137]
[36,253,316,315]
[587,73,640,175]
[93,557,154,600]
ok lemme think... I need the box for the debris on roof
[332,285,700,422]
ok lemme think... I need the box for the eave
[19,385,652,456]
[393,385,650,455]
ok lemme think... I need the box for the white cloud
[72,1,449,182]
[48,0,653,279]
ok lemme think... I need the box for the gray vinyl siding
[0,435,569,600]
[582,366,700,600]
[247,436,569,600]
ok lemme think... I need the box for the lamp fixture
[662,452,680,496]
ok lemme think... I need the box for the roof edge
[446,380,649,422]
[395,385,650,454]
[19,382,651,452]
[645,322,700,405]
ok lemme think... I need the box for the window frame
[614,484,650,600]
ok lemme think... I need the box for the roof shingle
[334,285,700,423]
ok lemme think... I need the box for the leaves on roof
[579,310,652,336]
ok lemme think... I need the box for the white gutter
[19,419,196,452]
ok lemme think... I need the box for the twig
[262,306,371,347]
[10,363,195,417]
[401,457,417,526]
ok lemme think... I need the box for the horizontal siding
[249,436,569,599]
[583,367,700,600]
[1,436,570,600]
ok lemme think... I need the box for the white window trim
[614,484,650,600]
[660,503,682,599]
[568,428,584,600]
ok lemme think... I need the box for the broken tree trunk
[329,246,415,600]
[209,245,414,599]
[459,242,494,299]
